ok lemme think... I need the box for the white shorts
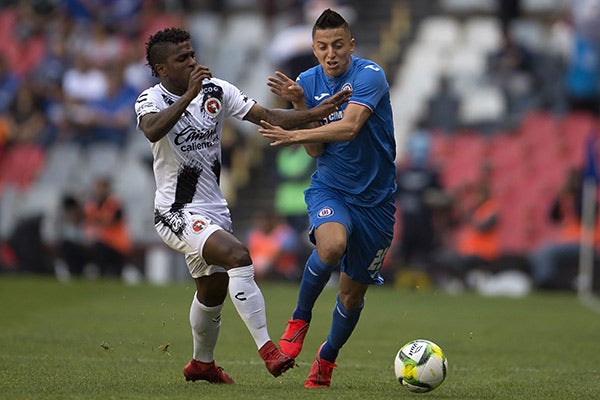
[154,209,227,278]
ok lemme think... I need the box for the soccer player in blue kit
[259,9,397,388]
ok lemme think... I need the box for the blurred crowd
[1,0,600,294]
[0,0,352,283]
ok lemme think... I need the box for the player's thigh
[306,188,352,260]
[155,210,226,278]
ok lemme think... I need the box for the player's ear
[154,63,167,77]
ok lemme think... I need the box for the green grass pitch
[1,275,599,399]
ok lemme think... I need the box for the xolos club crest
[192,218,208,233]
[201,81,223,117]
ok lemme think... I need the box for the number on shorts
[368,247,390,274]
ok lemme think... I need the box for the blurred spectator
[394,130,450,288]
[455,184,500,261]
[0,83,48,194]
[488,25,535,124]
[62,52,108,104]
[84,177,132,278]
[453,172,501,281]
[0,54,20,114]
[569,0,600,46]
[3,213,53,275]
[268,6,315,82]
[75,20,128,69]
[0,1,48,79]
[564,33,600,115]
[54,194,89,278]
[393,130,452,288]
[496,0,521,30]
[428,163,502,291]
[29,36,70,144]
[6,82,54,146]
[246,212,301,281]
[555,0,600,115]
[78,62,137,147]
[426,75,459,134]
[123,40,157,94]
[528,167,588,289]
[61,52,108,144]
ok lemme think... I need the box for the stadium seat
[459,84,506,127]
[439,0,496,14]
[77,143,121,189]
[417,16,461,52]
[463,16,502,55]
[36,142,81,192]
[0,144,46,194]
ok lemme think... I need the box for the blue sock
[319,296,364,362]
[292,250,335,322]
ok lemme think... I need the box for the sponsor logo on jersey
[323,109,344,125]
[314,92,329,101]
[317,206,334,218]
[365,64,380,72]
[174,126,218,151]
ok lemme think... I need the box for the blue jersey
[298,55,397,207]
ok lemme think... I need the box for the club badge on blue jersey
[317,206,334,218]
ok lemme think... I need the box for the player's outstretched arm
[259,103,371,146]
[243,87,351,129]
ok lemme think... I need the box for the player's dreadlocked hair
[145,27,191,78]
[312,8,351,38]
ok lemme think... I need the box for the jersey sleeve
[349,63,389,112]
[134,88,162,126]
[215,78,256,120]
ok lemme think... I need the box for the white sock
[227,265,270,349]
[190,293,223,362]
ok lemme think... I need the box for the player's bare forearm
[139,65,212,142]
[246,94,349,129]
[138,94,195,142]
[259,119,358,147]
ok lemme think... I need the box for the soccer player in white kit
[134,27,350,384]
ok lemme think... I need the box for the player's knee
[338,291,364,311]
[316,241,346,265]
[227,245,252,268]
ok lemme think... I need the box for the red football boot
[183,359,234,384]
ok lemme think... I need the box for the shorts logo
[192,219,207,233]
[204,98,221,117]
[317,206,334,218]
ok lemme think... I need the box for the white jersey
[134,78,255,229]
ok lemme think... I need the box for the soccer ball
[394,339,448,393]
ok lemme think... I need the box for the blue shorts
[305,187,396,285]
